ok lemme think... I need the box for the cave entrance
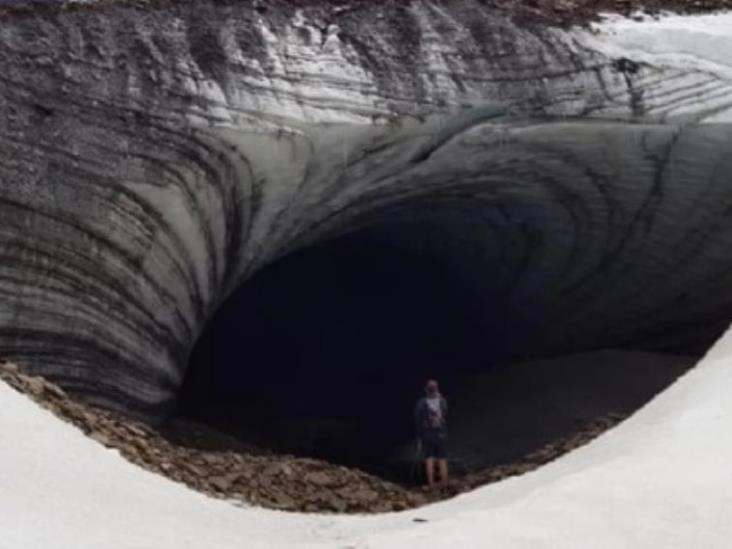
[179,227,489,480]
[178,220,702,485]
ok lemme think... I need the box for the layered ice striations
[1,1,732,418]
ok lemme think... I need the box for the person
[415,379,448,489]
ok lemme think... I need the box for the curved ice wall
[1,0,732,418]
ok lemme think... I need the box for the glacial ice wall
[1,0,732,418]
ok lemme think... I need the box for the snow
[2,326,732,548]
[572,12,732,122]
[586,11,732,78]
[3,12,732,549]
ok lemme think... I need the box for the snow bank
[572,12,732,122]
[2,320,731,548]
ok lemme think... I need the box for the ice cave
[1,0,732,547]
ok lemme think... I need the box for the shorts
[421,432,447,459]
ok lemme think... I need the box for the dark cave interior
[181,228,491,474]
[179,223,702,482]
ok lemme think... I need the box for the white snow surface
[3,328,732,548]
[3,13,732,549]
[572,12,732,122]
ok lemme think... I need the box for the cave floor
[0,360,628,514]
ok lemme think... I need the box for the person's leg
[425,457,436,488]
[438,458,449,487]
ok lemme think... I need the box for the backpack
[419,396,447,431]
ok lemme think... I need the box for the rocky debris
[0,360,426,513]
[0,360,626,513]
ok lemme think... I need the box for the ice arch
[1,1,732,423]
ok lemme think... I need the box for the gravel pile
[0,360,626,513]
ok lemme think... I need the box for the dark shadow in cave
[180,229,491,476]
[178,225,702,484]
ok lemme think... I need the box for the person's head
[425,379,440,396]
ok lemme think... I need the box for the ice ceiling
[1,0,731,424]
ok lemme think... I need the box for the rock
[0,362,18,374]
[262,463,285,478]
[209,475,234,492]
[202,454,222,466]
[269,490,297,510]
[280,464,294,478]
[23,376,45,395]
[124,424,150,438]
[323,494,348,513]
[303,471,334,487]
[89,431,112,447]
[351,488,379,503]
[181,462,204,477]
[43,383,67,399]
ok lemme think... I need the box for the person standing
[415,379,448,489]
